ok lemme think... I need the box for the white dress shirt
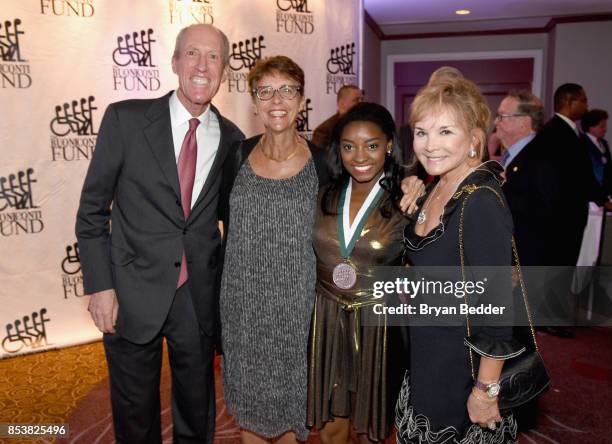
[501,134,535,168]
[169,91,221,209]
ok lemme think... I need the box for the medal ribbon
[337,179,384,260]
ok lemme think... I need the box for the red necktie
[176,117,199,288]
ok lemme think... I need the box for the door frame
[385,49,544,118]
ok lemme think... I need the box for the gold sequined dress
[307,184,407,440]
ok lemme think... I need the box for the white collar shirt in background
[555,112,579,136]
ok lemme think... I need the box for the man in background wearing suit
[76,24,244,444]
[536,83,608,266]
[581,109,611,196]
[502,84,608,338]
[311,84,363,149]
[495,90,545,265]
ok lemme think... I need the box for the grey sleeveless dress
[220,158,318,440]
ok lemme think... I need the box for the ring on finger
[488,421,497,430]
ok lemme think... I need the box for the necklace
[416,166,476,225]
[258,136,303,162]
[416,182,441,225]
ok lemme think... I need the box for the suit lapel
[190,105,233,219]
[144,93,181,199]
[506,137,534,178]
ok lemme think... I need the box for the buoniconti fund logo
[297,98,313,140]
[169,0,214,25]
[0,18,32,89]
[1,308,53,356]
[0,168,44,237]
[112,29,161,92]
[50,96,99,162]
[40,0,95,17]
[60,242,85,299]
[227,35,266,94]
[276,0,314,34]
[326,42,357,94]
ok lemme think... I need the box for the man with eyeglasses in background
[496,90,545,266]
[498,85,609,339]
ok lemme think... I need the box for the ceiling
[364,0,612,36]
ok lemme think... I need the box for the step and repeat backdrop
[0,0,362,359]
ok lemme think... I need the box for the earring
[468,148,476,158]
[387,142,392,155]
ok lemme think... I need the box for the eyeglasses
[253,85,302,101]
[495,113,527,120]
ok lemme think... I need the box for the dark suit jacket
[503,116,605,266]
[311,113,339,150]
[76,92,244,343]
[502,136,540,265]
[581,134,612,196]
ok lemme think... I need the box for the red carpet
[522,327,612,444]
[57,328,612,444]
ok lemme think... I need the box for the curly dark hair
[321,102,404,217]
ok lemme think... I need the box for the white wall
[380,33,549,106]
[363,20,381,104]
[552,21,612,114]
[378,21,612,118]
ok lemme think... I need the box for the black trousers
[103,283,215,444]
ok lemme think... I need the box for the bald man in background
[312,84,363,149]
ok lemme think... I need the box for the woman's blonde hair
[410,77,491,160]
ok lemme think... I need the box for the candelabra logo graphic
[0,168,44,236]
[297,98,313,140]
[2,308,53,355]
[277,0,311,12]
[326,42,357,94]
[49,97,99,162]
[60,242,85,299]
[112,29,161,92]
[276,0,314,34]
[227,36,266,94]
[0,18,32,88]
[112,29,156,67]
[0,169,37,211]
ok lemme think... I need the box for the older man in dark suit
[76,24,243,444]
[499,85,609,337]
[495,90,545,265]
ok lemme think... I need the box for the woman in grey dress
[218,56,328,444]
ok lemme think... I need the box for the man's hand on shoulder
[88,289,119,334]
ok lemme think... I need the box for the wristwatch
[474,380,501,398]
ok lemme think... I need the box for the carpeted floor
[0,341,107,444]
[1,328,610,444]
